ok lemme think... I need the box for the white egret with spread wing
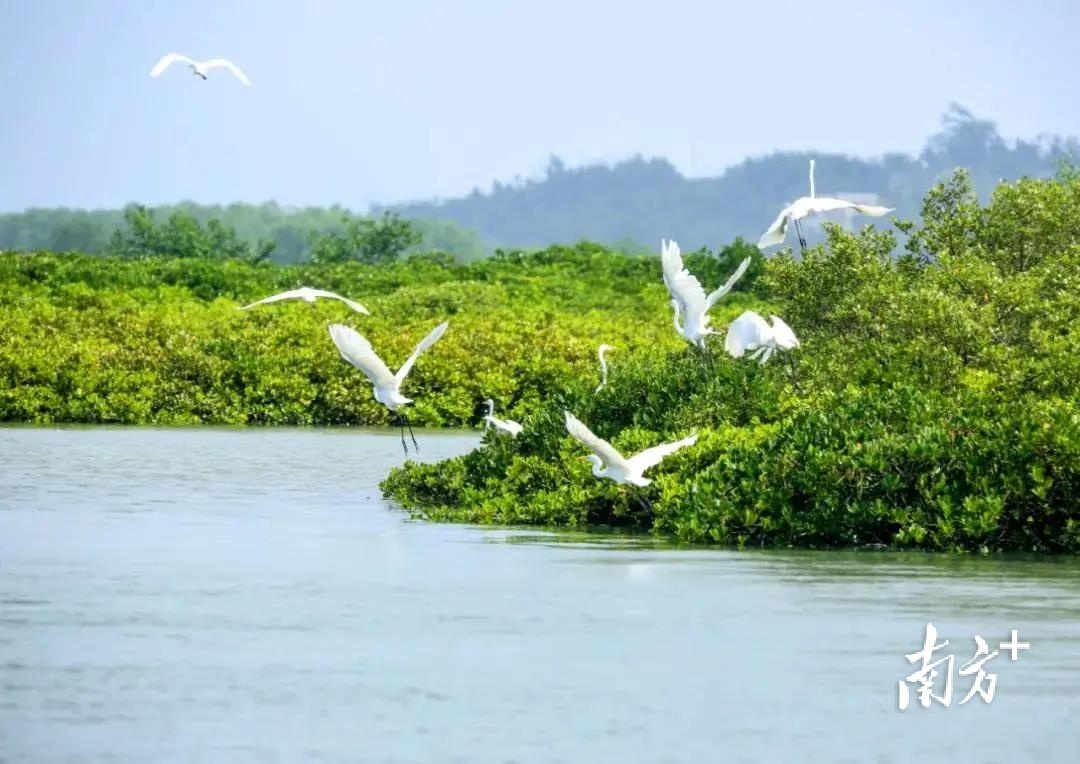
[150,53,251,85]
[725,310,803,391]
[239,287,370,314]
[757,159,893,251]
[564,411,697,487]
[328,321,449,454]
[724,311,800,365]
[661,239,751,351]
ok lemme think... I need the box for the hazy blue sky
[2,0,1076,212]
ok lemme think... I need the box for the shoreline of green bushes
[4,168,1080,553]
[381,169,1080,553]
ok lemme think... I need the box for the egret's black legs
[636,495,655,515]
[404,414,420,452]
[794,218,808,253]
[396,415,409,456]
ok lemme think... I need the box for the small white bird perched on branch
[757,159,893,251]
[595,344,616,392]
[328,321,449,455]
[661,239,751,351]
[482,399,523,436]
[239,287,370,315]
[564,411,697,487]
[150,53,251,85]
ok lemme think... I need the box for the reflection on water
[1,426,1078,763]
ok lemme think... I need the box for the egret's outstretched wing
[705,256,753,309]
[564,411,625,469]
[150,53,195,77]
[851,203,894,217]
[202,58,251,85]
[394,321,449,383]
[238,289,305,310]
[328,324,395,388]
[768,315,800,349]
[625,433,698,474]
[725,310,771,358]
[758,205,793,248]
[486,416,523,436]
[661,238,707,317]
[802,197,894,218]
[308,289,370,315]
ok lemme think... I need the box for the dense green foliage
[3,105,1076,260]
[0,240,762,427]
[381,169,1080,553]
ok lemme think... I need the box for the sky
[1,0,1077,212]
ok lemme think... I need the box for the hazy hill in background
[2,104,1076,262]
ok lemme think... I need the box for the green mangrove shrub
[381,169,1080,553]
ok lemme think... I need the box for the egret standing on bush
[595,344,616,392]
[328,321,449,455]
[757,159,893,252]
[661,239,751,352]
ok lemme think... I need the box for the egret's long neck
[598,349,608,385]
[484,400,494,417]
[670,300,683,334]
[809,159,816,199]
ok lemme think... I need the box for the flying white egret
[482,399,523,436]
[239,287,370,315]
[725,310,803,391]
[757,159,893,251]
[724,310,799,364]
[661,239,752,351]
[564,411,697,488]
[328,321,449,454]
[595,344,616,392]
[150,53,251,85]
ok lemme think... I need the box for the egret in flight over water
[482,399,523,436]
[757,159,893,251]
[328,321,450,455]
[150,53,251,85]
[239,287,370,314]
[595,344,616,392]
[564,411,697,487]
[661,239,751,351]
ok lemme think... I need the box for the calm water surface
[1,426,1079,763]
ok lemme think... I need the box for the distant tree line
[381,104,1080,251]
[0,204,485,265]
[1,104,1076,261]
